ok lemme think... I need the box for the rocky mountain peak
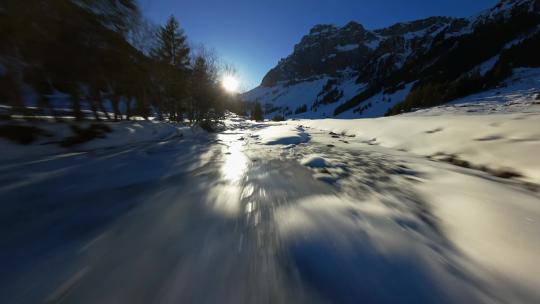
[308,24,338,35]
[245,0,540,120]
[261,16,459,87]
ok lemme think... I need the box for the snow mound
[301,155,332,168]
[256,125,310,146]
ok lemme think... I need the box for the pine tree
[190,56,217,121]
[151,16,192,121]
[154,16,190,69]
[251,102,264,121]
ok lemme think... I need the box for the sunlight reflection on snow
[206,134,250,217]
[220,135,248,184]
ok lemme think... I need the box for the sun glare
[222,75,240,93]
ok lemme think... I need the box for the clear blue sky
[139,0,497,91]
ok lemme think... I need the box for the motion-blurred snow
[1,108,540,303]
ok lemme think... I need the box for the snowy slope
[245,62,540,120]
[336,82,416,119]
[418,68,540,115]
[242,77,333,118]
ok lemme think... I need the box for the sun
[222,75,240,93]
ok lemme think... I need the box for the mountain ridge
[243,0,540,119]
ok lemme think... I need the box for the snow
[307,78,368,119]
[262,113,540,303]
[445,26,473,38]
[337,82,416,118]
[364,38,381,50]
[415,168,540,303]
[255,124,310,146]
[504,25,540,49]
[301,155,331,168]
[335,44,359,52]
[402,28,428,40]
[291,105,540,184]
[2,112,540,303]
[3,2,540,302]
[243,0,539,123]
[275,194,482,303]
[244,66,540,122]
[472,0,537,27]
[242,77,331,118]
[0,84,152,119]
[0,120,185,162]
[243,74,371,120]
[321,54,336,62]
[430,68,540,112]
[466,54,502,77]
[477,55,500,76]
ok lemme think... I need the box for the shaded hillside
[0,0,151,118]
[0,0,240,122]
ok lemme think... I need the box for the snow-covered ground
[254,116,540,303]
[289,107,540,184]
[1,107,540,303]
[0,120,186,162]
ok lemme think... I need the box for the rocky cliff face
[261,16,460,87]
[244,0,540,119]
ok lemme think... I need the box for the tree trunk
[125,97,132,121]
[111,95,121,121]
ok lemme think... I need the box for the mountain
[243,0,540,119]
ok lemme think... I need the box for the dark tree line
[0,0,242,123]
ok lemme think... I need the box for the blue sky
[139,0,497,91]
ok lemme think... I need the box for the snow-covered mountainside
[243,0,540,119]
